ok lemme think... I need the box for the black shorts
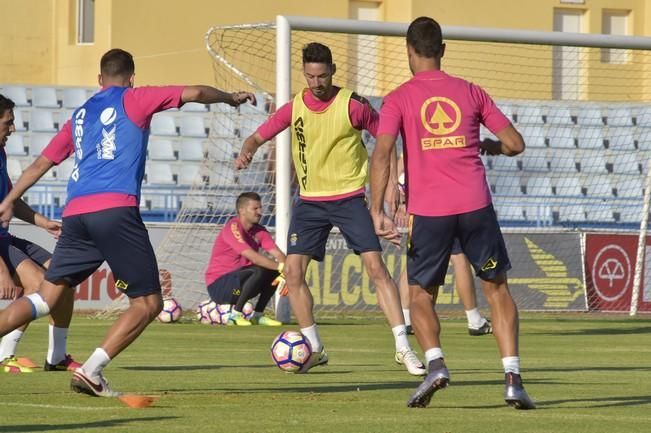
[44,206,161,298]
[0,235,52,275]
[206,269,241,305]
[287,194,381,261]
[407,205,511,288]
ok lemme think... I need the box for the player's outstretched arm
[370,133,401,246]
[13,199,61,238]
[481,125,525,157]
[236,132,266,170]
[0,155,55,228]
[181,86,255,107]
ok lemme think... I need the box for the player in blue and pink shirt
[0,49,255,397]
[370,17,534,409]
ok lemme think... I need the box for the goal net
[106,17,651,318]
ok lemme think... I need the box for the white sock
[402,309,411,327]
[47,325,69,364]
[502,356,520,374]
[300,324,322,353]
[465,308,484,328]
[0,329,24,360]
[424,347,444,364]
[82,348,111,379]
[391,325,410,352]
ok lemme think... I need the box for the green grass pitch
[1,314,650,433]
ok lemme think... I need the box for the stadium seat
[606,107,634,127]
[547,125,576,148]
[585,177,614,198]
[525,176,553,196]
[549,152,578,173]
[579,153,608,174]
[30,110,57,132]
[576,106,604,126]
[13,110,26,132]
[209,103,237,114]
[211,115,236,137]
[211,161,235,185]
[520,148,549,171]
[62,88,88,109]
[636,128,651,151]
[617,205,642,224]
[180,102,208,112]
[5,134,27,156]
[2,86,30,106]
[494,204,525,221]
[585,205,615,223]
[178,138,205,161]
[59,110,73,129]
[557,205,586,222]
[177,163,202,186]
[577,127,605,149]
[608,128,635,150]
[57,158,75,181]
[491,176,523,196]
[616,177,643,198]
[636,106,651,127]
[180,116,208,138]
[239,101,267,115]
[148,139,176,161]
[25,186,54,206]
[6,158,22,180]
[554,177,583,196]
[146,162,175,184]
[32,87,60,108]
[518,125,545,148]
[611,153,641,174]
[238,114,267,139]
[181,192,208,210]
[236,161,268,185]
[211,138,236,162]
[30,133,54,155]
[490,155,519,171]
[545,106,573,125]
[150,114,178,136]
[515,105,544,125]
[524,204,552,225]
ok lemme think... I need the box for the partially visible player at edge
[236,42,426,376]
[0,94,79,373]
[0,48,255,397]
[370,17,535,409]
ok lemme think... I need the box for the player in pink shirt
[370,17,534,409]
[0,49,255,397]
[204,192,285,326]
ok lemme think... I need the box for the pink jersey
[42,85,184,217]
[378,70,510,216]
[204,217,277,285]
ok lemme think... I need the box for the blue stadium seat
[32,87,60,108]
[5,134,27,156]
[2,86,30,107]
[491,176,523,196]
[615,177,643,198]
[546,106,573,125]
[608,128,635,150]
[515,105,544,125]
[636,128,651,151]
[30,110,57,132]
[606,107,634,127]
[150,114,178,136]
[585,177,614,198]
[579,153,609,174]
[617,205,642,223]
[576,106,604,126]
[148,139,176,161]
[611,153,641,174]
[585,205,615,223]
[554,177,582,196]
[577,127,605,149]
[550,151,578,173]
[62,88,88,109]
[525,176,553,196]
[547,125,576,148]
[178,138,205,161]
[636,106,651,127]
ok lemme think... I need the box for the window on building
[77,0,95,44]
[602,10,631,64]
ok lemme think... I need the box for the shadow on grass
[0,416,177,432]
[537,394,651,409]
[535,326,651,336]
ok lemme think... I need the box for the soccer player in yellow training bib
[236,42,426,376]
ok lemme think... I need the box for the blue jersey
[0,149,10,237]
[67,87,149,202]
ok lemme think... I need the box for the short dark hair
[406,17,444,58]
[302,42,333,65]
[100,49,135,78]
[0,94,15,118]
[236,191,262,210]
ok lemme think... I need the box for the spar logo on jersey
[97,107,117,160]
[293,117,308,190]
[419,97,465,150]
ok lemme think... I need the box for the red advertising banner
[585,233,651,313]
